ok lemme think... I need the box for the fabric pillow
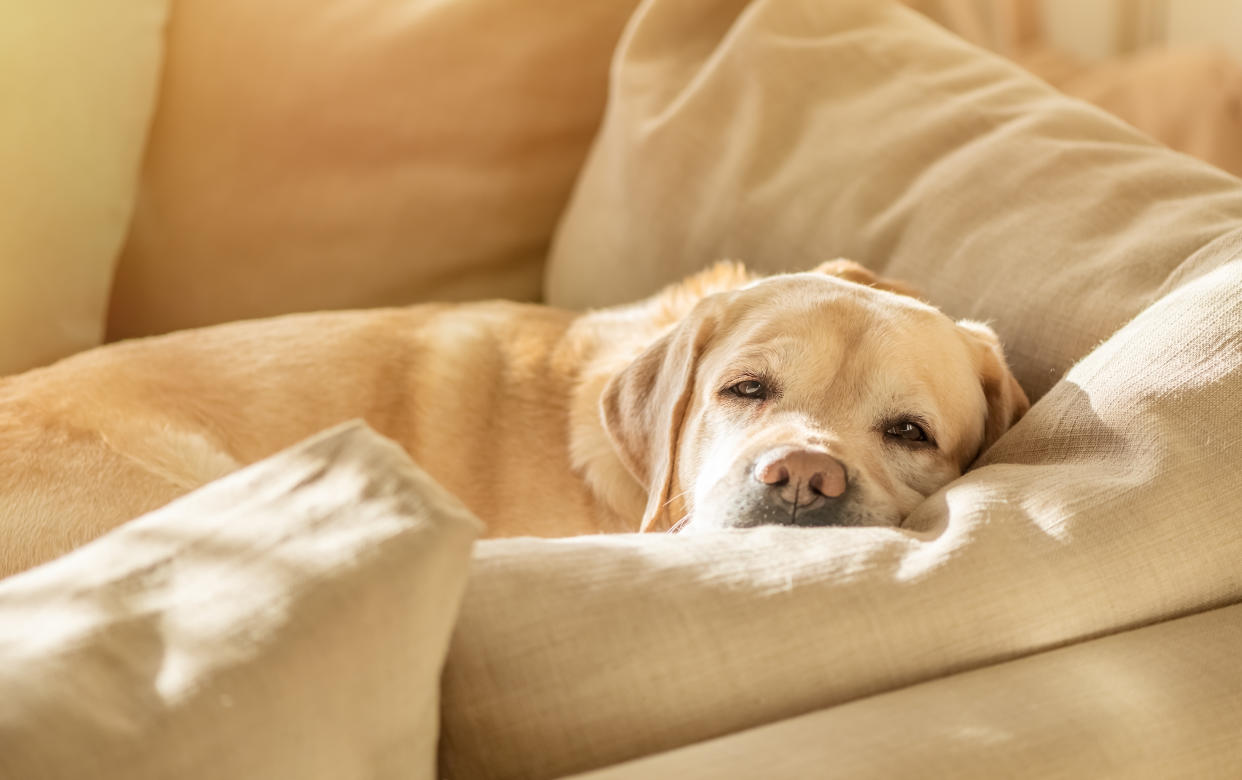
[441,255,1242,780]
[104,0,641,340]
[909,0,1242,178]
[0,0,167,375]
[566,601,1242,779]
[545,0,1242,400]
[1021,46,1242,179]
[0,421,481,780]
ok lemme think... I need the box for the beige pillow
[546,0,1242,400]
[1021,46,1242,179]
[908,0,1242,178]
[442,256,1242,779]
[0,0,167,375]
[104,0,641,340]
[0,421,480,780]
[567,601,1242,779]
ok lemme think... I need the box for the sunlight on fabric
[951,723,1013,747]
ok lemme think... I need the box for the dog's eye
[885,421,927,442]
[729,379,767,400]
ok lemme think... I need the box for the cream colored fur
[0,261,1026,577]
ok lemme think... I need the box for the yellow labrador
[0,261,1027,576]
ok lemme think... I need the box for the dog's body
[0,261,1027,577]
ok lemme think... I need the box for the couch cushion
[565,600,1242,779]
[545,0,1242,400]
[0,0,167,374]
[104,0,641,340]
[0,422,480,780]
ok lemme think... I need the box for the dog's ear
[601,298,721,532]
[813,258,923,300]
[957,320,1030,461]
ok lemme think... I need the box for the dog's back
[0,300,624,577]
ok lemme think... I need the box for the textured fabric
[908,1,1242,178]
[904,0,1038,56]
[545,0,1242,400]
[0,0,166,375]
[105,0,641,340]
[567,600,1242,780]
[1021,46,1242,179]
[0,422,481,780]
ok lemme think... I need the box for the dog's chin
[676,492,899,533]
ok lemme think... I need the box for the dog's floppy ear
[957,320,1030,461]
[600,298,721,532]
[813,258,923,299]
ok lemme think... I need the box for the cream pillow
[105,0,641,340]
[546,0,1242,399]
[0,0,167,375]
[0,422,481,780]
[567,601,1242,779]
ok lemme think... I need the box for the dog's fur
[0,261,1027,577]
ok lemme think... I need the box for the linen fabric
[0,0,167,374]
[908,0,1242,178]
[0,422,481,780]
[104,0,641,340]
[566,600,1242,780]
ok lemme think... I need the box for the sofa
[3,0,1242,778]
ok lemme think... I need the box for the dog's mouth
[669,489,899,533]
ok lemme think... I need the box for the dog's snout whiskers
[667,514,692,533]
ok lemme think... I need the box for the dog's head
[601,261,1028,532]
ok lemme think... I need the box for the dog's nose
[754,448,847,508]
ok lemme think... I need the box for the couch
[3,0,1242,778]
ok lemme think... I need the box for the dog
[0,260,1027,577]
